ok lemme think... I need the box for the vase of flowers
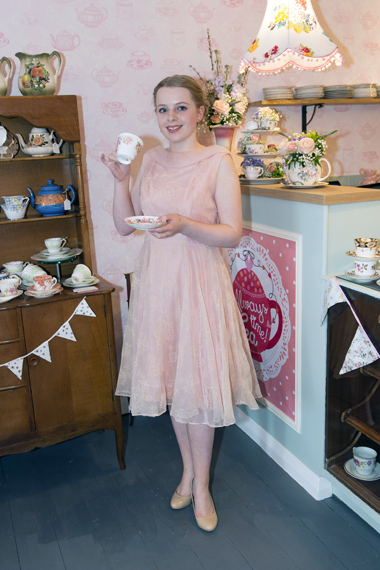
[191,29,249,150]
[279,130,336,186]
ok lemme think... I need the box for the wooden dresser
[0,96,125,469]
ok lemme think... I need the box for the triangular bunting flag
[56,322,77,342]
[321,277,346,324]
[74,298,96,317]
[32,342,51,363]
[340,326,380,375]
[6,357,24,380]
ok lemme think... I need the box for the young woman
[101,75,262,532]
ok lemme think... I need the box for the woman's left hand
[149,214,185,239]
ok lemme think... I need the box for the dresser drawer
[0,309,19,342]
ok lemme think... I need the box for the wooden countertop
[240,182,380,205]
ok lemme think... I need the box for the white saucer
[0,289,23,303]
[280,182,329,189]
[31,248,82,262]
[346,250,380,260]
[240,177,283,185]
[344,459,380,481]
[345,269,380,281]
[124,216,166,230]
[41,247,70,257]
[63,276,99,288]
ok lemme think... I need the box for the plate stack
[324,85,353,99]
[293,85,324,99]
[352,83,377,98]
[263,86,293,100]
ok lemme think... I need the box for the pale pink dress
[116,145,262,427]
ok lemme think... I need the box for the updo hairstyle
[153,75,208,114]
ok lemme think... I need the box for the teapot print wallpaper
[1,0,379,358]
[229,224,301,430]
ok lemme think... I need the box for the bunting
[0,297,96,380]
[323,278,380,375]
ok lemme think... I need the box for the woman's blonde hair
[153,75,207,112]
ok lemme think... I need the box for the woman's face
[155,86,204,145]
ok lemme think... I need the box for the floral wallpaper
[1,0,379,353]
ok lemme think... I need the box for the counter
[236,181,380,534]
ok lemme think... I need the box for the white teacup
[33,274,57,291]
[243,166,264,180]
[0,275,21,296]
[353,446,377,476]
[117,132,143,164]
[354,259,377,277]
[21,263,47,283]
[1,199,29,220]
[71,263,92,283]
[45,237,67,253]
[3,261,25,274]
[245,143,266,155]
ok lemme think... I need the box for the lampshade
[240,0,343,74]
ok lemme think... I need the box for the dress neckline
[149,145,230,168]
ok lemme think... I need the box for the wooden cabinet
[0,96,125,469]
[325,286,380,511]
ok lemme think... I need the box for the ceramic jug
[15,51,62,96]
[0,56,12,96]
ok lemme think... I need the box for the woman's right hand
[101,152,131,182]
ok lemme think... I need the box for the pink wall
[1,0,379,349]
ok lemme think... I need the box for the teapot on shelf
[27,179,76,217]
[15,127,63,157]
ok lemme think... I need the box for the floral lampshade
[240,0,343,74]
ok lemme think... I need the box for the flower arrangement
[240,156,283,179]
[190,30,249,130]
[278,130,337,168]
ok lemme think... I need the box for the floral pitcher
[0,56,12,96]
[15,51,62,96]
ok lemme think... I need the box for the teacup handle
[9,275,21,286]
[257,167,264,176]
[319,158,331,182]
[22,196,30,205]
[51,277,57,287]
[61,237,67,248]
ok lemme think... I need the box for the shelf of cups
[0,154,75,163]
[0,213,80,225]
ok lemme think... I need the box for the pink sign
[229,226,299,429]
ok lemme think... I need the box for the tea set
[345,237,380,282]
[1,237,95,302]
[344,446,380,481]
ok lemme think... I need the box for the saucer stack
[31,247,82,262]
[294,85,324,99]
[345,237,380,282]
[352,83,377,98]
[324,85,353,99]
[263,86,293,100]
[25,283,63,298]
[63,276,99,288]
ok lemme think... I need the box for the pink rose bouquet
[190,29,249,129]
[279,130,337,168]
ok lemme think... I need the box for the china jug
[0,56,12,96]
[15,51,62,96]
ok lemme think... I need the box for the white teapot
[15,127,63,157]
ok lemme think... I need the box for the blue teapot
[27,179,76,217]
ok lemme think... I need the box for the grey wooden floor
[1,413,380,570]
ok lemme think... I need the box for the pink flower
[267,164,276,173]
[233,101,246,114]
[286,140,297,153]
[278,142,288,156]
[211,114,222,124]
[213,99,231,115]
[297,137,315,154]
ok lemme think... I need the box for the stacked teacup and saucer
[62,264,99,288]
[345,237,380,282]
[344,446,380,481]
[0,273,23,304]
[25,273,63,298]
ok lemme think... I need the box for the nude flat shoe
[170,489,192,510]
[191,480,218,532]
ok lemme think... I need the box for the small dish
[346,250,380,260]
[25,285,63,298]
[345,269,380,281]
[344,459,380,481]
[240,177,283,185]
[124,216,166,230]
[0,289,23,303]
[63,276,99,288]
[40,247,70,257]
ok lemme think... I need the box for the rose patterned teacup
[33,274,57,291]
[0,275,21,296]
[117,132,143,164]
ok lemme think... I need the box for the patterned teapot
[27,179,76,217]
[16,127,63,157]
[0,56,12,96]
[15,51,62,96]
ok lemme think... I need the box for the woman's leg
[171,416,215,517]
